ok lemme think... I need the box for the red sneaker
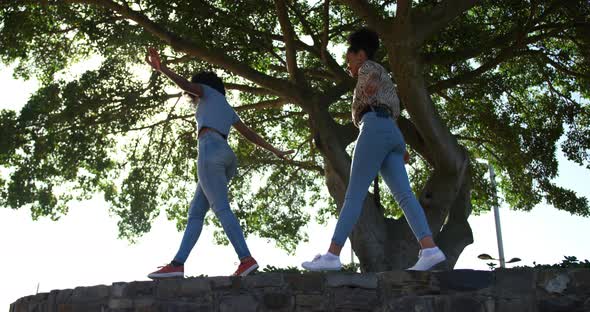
[232,258,259,276]
[148,264,184,279]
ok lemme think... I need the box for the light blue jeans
[332,112,432,246]
[173,131,251,263]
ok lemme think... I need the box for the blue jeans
[332,112,432,247]
[173,131,251,263]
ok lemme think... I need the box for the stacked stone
[9,269,590,312]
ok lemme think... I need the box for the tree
[0,0,588,272]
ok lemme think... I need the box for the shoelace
[312,254,322,262]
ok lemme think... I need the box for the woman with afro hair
[302,28,447,271]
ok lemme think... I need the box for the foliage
[487,256,590,270]
[0,0,589,251]
[529,256,590,269]
[260,265,303,274]
[259,262,360,273]
[341,262,361,273]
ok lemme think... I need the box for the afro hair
[347,27,380,60]
[190,71,226,96]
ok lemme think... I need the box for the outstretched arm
[145,47,203,97]
[233,120,294,159]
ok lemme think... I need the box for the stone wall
[10,269,590,312]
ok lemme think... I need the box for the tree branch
[321,0,330,52]
[189,0,317,56]
[256,157,324,174]
[427,23,577,93]
[163,54,195,65]
[337,0,386,31]
[428,46,525,93]
[328,20,361,40]
[321,78,356,106]
[269,64,336,81]
[538,51,590,80]
[234,98,289,112]
[423,24,524,66]
[426,5,583,65]
[267,33,317,55]
[60,0,299,99]
[275,0,304,84]
[423,21,578,86]
[288,1,320,43]
[413,0,479,44]
[288,1,350,83]
[225,83,277,96]
[396,0,411,18]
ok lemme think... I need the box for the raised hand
[145,47,162,72]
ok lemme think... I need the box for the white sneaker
[406,247,447,271]
[302,253,342,271]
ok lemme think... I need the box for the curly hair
[190,71,226,96]
[347,27,380,60]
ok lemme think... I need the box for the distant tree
[0,0,588,271]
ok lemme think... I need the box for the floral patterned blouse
[351,60,400,127]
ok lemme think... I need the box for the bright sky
[1,61,589,310]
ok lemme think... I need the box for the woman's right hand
[145,47,162,72]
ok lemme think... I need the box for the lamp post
[474,159,507,268]
[487,163,506,268]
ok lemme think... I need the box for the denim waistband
[360,105,392,119]
[198,129,226,142]
[359,112,399,135]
